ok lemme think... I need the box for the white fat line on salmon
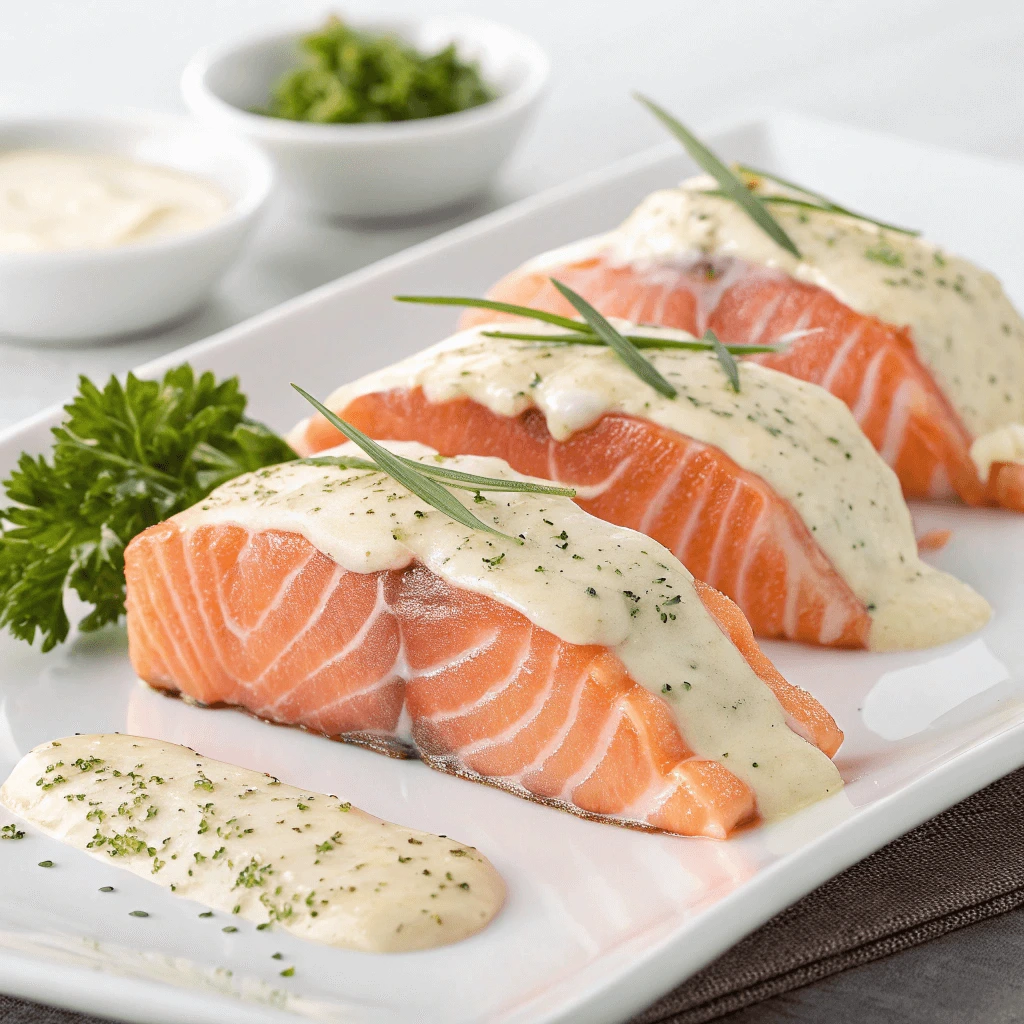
[253,563,347,692]
[848,348,886,427]
[636,454,691,537]
[818,594,859,652]
[180,532,231,680]
[779,528,813,645]
[125,566,174,683]
[455,644,561,760]
[407,627,506,684]
[151,539,219,695]
[929,462,952,500]
[620,754,714,830]
[819,324,864,392]
[745,291,787,347]
[308,664,404,724]
[704,482,744,585]
[878,380,915,469]
[552,699,631,805]
[563,453,636,502]
[668,469,713,560]
[262,570,391,716]
[489,656,591,786]
[422,631,533,724]
[133,540,200,694]
[729,506,765,615]
[242,548,316,640]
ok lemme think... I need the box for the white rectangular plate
[0,113,1023,1024]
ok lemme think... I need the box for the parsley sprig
[0,365,295,651]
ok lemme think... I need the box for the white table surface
[0,3,1022,1022]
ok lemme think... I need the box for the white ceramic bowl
[0,114,273,343]
[181,17,550,219]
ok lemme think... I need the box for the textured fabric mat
[0,768,1022,1024]
[633,766,1024,1024]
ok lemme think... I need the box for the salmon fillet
[124,521,841,839]
[463,256,1024,509]
[298,390,871,648]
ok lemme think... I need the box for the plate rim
[1,110,1023,1024]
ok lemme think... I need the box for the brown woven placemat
[1,768,1022,1024]
[632,766,1024,1023]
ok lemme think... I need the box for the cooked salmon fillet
[125,521,840,839]
[462,254,1024,509]
[124,441,846,838]
[292,331,991,653]
[303,391,870,648]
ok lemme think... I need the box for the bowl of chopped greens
[182,16,549,218]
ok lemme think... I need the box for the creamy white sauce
[0,150,229,253]
[0,734,504,953]
[295,327,991,651]
[971,424,1024,482]
[588,176,1024,449]
[174,442,842,821]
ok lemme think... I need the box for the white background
[0,0,1020,429]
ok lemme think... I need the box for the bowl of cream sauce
[0,113,274,342]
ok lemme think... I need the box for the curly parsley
[0,365,295,651]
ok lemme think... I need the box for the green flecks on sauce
[608,180,1024,440]
[307,324,990,653]
[174,444,846,820]
[0,735,504,953]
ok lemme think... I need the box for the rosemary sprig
[736,164,919,237]
[477,329,777,354]
[303,454,576,495]
[395,295,587,333]
[292,386,574,543]
[634,93,801,259]
[703,329,740,392]
[549,279,678,398]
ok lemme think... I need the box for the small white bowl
[0,113,273,343]
[181,17,549,219]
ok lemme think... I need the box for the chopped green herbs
[259,16,493,125]
[234,858,273,890]
[129,910,149,918]
[0,365,295,650]
[864,240,905,267]
[0,824,25,840]
[37,860,54,868]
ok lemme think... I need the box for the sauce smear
[0,734,504,952]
